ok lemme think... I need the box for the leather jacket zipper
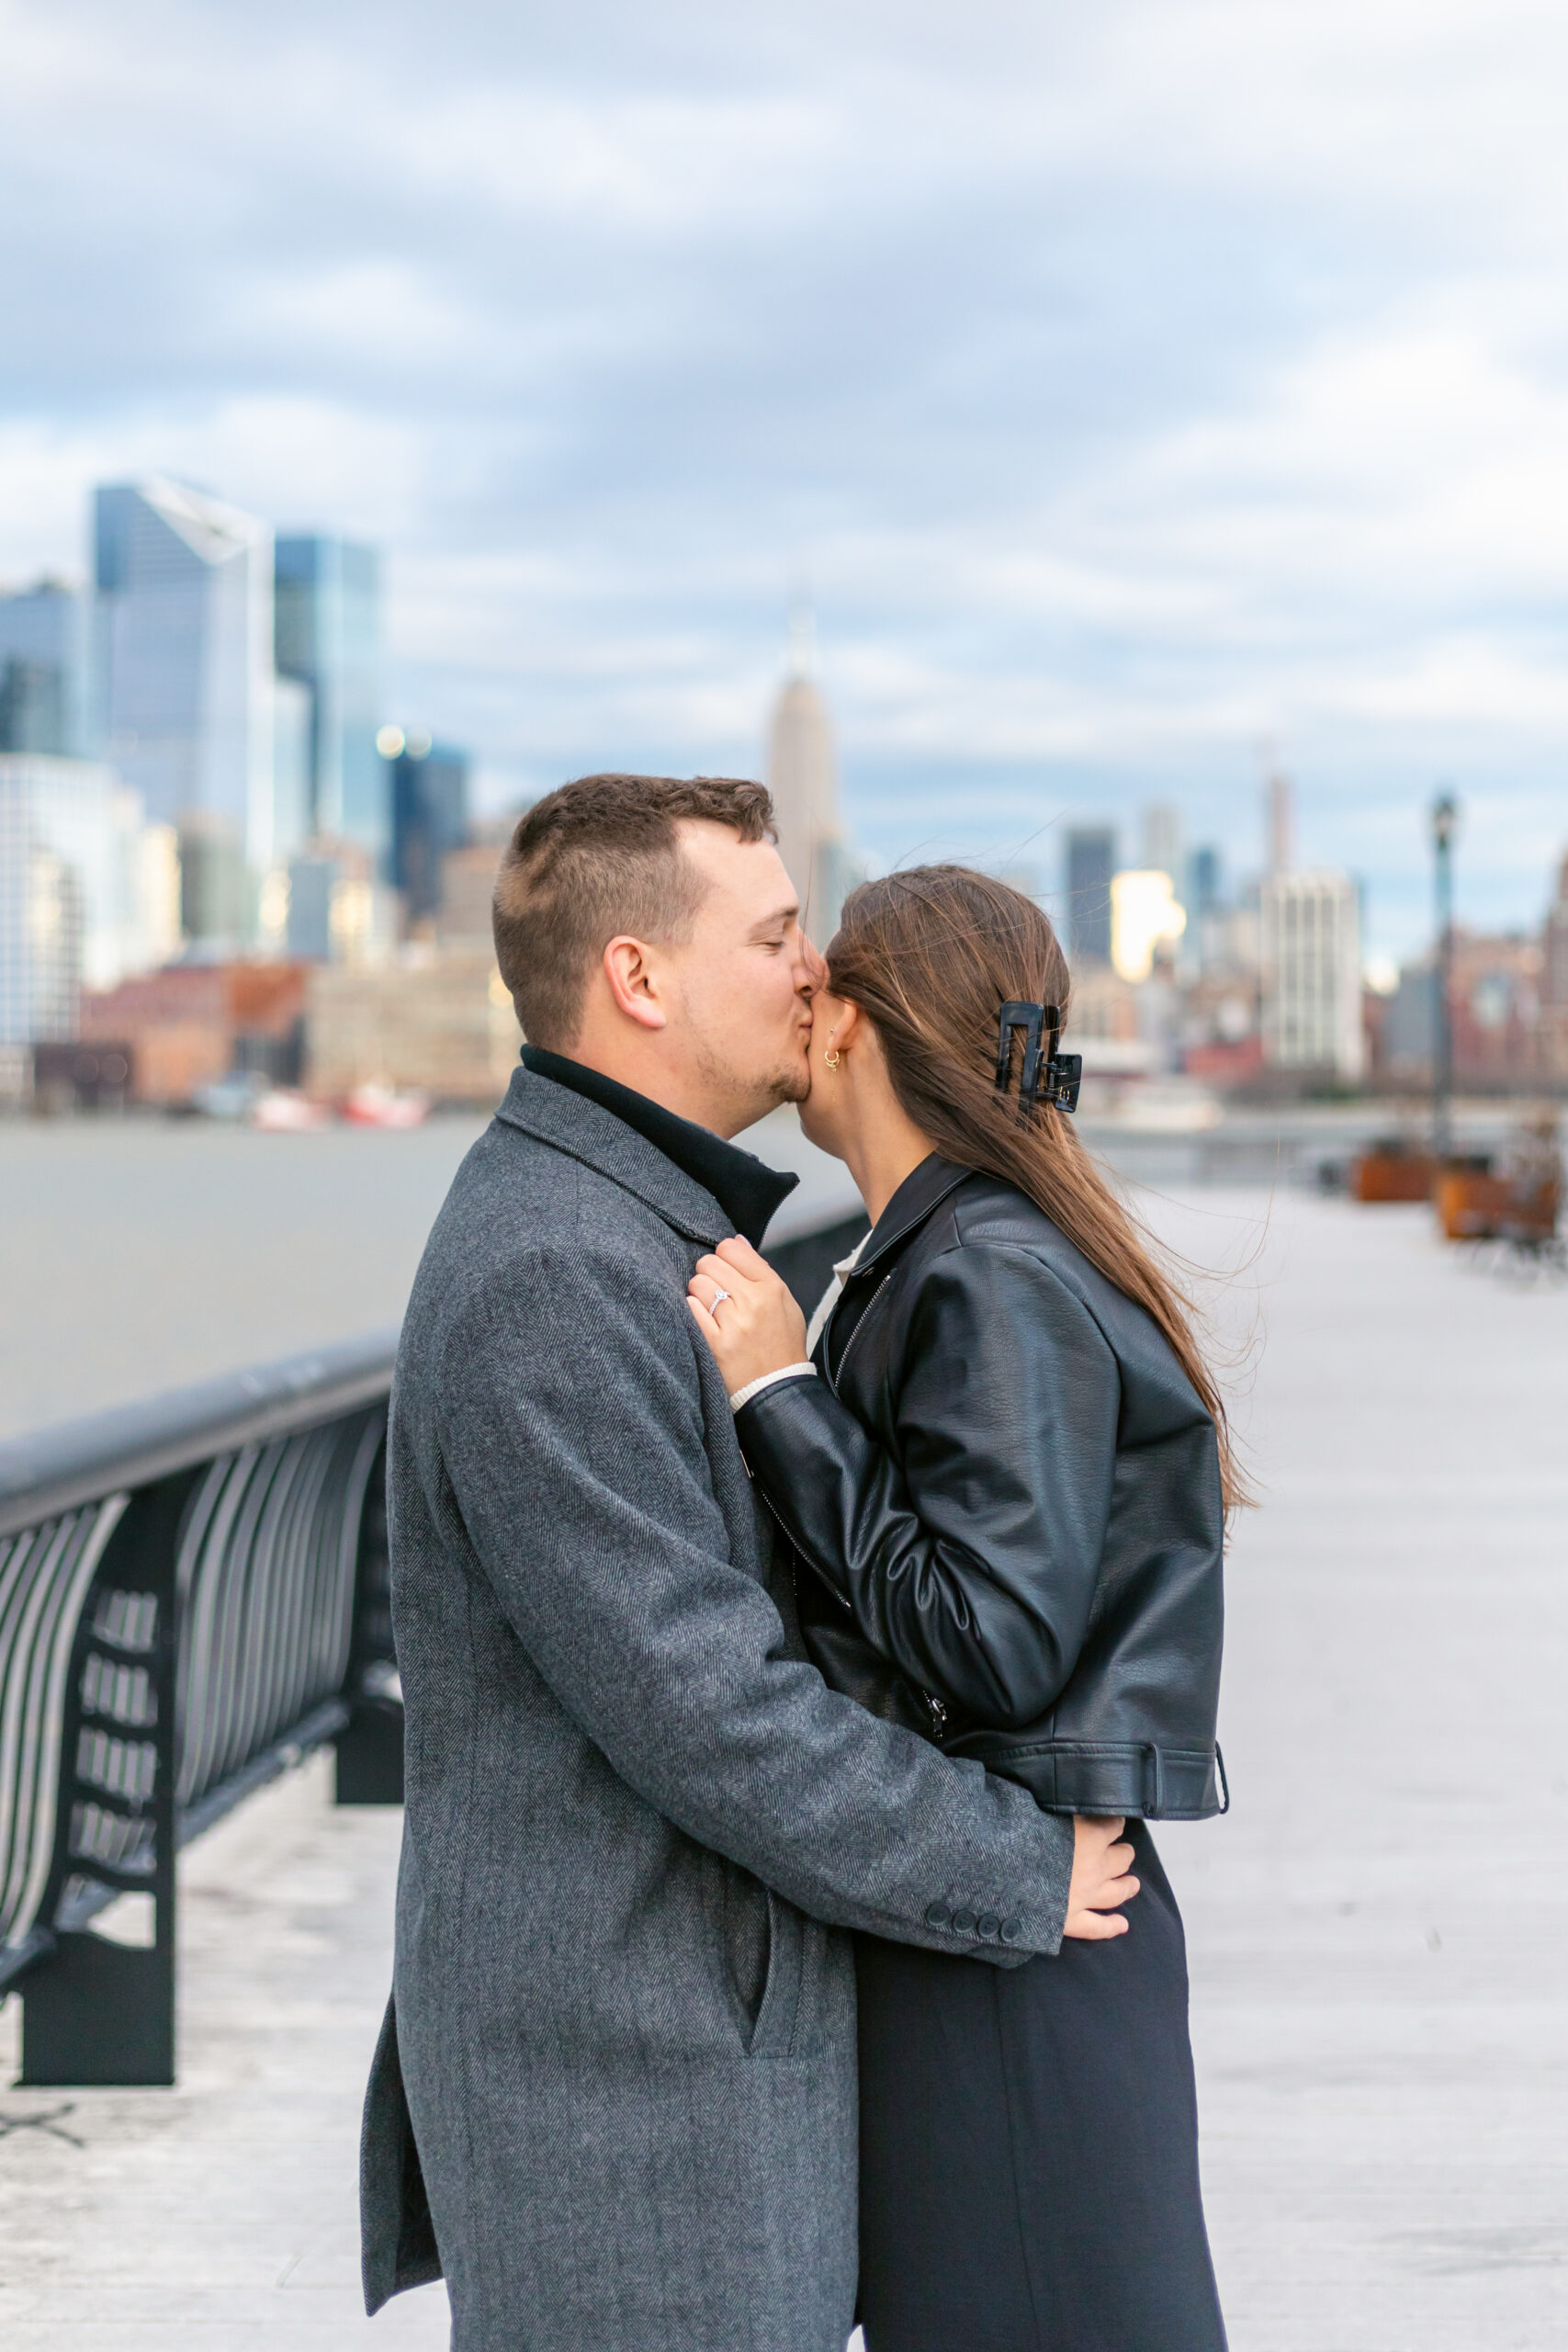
[826,1271,892,1398]
[824,1264,949,1747]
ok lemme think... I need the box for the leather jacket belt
[947,1737,1229,1821]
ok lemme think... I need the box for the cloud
[3,0,1568,951]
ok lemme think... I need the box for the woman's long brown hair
[826,865,1247,1515]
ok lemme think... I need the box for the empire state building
[764,616,859,948]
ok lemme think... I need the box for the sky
[5,0,1568,959]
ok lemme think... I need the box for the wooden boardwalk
[1,1177,1563,2346]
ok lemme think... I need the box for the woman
[687,867,1233,2352]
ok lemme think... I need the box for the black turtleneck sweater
[519,1046,798,1249]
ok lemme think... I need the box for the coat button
[952,1908,977,1933]
[978,1913,1000,1939]
[999,1917,1022,1943]
[924,1900,951,1928]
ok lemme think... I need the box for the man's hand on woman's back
[1064,1815,1140,1939]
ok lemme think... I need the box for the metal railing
[0,1334,400,2086]
[0,1207,863,2092]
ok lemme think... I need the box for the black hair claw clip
[995,1001,1083,1115]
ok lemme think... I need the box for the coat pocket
[719,1861,829,2060]
[720,1857,774,2052]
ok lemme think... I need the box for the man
[361,774,1136,2351]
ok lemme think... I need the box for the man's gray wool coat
[360,1063,1076,2352]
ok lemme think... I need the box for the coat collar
[851,1153,971,1274]
[815,1155,970,1386]
[496,1057,797,1249]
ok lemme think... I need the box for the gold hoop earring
[823,1047,842,1070]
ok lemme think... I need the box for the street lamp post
[1431,791,1459,1163]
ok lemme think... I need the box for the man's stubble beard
[770,1051,811,1108]
[691,1027,809,1134]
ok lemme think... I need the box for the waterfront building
[0,581,90,756]
[284,840,400,964]
[1450,934,1542,1090]
[1379,931,1546,1092]
[0,752,177,1056]
[1179,972,1266,1089]
[386,730,470,922]
[1259,869,1363,1080]
[1065,827,1117,965]
[94,479,277,872]
[274,537,384,861]
[306,955,519,1103]
[436,836,506,951]
[177,812,256,952]
[1540,854,1568,1083]
[0,809,78,1066]
[1066,960,1139,1046]
[80,960,310,1104]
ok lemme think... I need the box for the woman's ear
[830,998,865,1053]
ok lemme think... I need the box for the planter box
[1435,1172,1559,1241]
[1351,1152,1434,1203]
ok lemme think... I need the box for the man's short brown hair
[493,773,776,1050]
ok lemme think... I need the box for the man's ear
[603,935,669,1031]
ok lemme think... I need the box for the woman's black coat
[738,1156,1226,1820]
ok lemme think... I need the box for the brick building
[79,962,309,1105]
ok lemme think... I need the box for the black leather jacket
[739,1157,1227,1819]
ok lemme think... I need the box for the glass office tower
[1186,844,1224,920]
[0,755,169,1044]
[0,582,91,756]
[274,537,385,864]
[1065,825,1118,965]
[94,479,276,868]
[389,734,470,921]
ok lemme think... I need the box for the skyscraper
[0,754,176,1050]
[1185,844,1227,977]
[1065,826,1117,964]
[1260,870,1363,1079]
[274,536,384,861]
[1142,804,1183,887]
[93,479,276,866]
[272,674,313,865]
[388,730,471,922]
[765,622,856,945]
[1186,845,1224,919]
[1266,767,1294,875]
[0,581,90,756]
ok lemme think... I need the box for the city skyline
[6,491,1531,969]
[0,469,1551,976]
[6,4,1568,961]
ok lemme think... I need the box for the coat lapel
[494,1066,732,1248]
